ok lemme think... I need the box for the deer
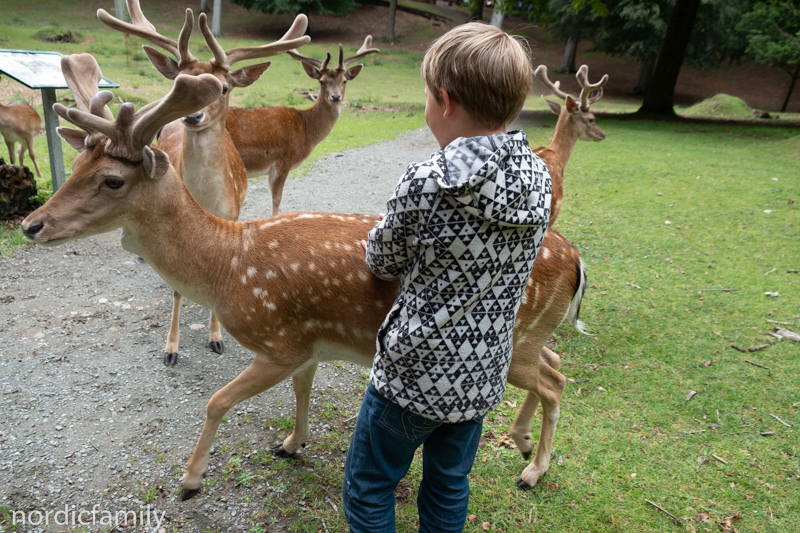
[226,36,380,216]
[0,101,42,177]
[22,53,588,500]
[98,1,311,366]
[533,64,608,227]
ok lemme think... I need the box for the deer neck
[178,115,231,210]
[547,109,580,168]
[300,97,341,146]
[120,171,249,310]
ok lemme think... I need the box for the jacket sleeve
[365,162,430,280]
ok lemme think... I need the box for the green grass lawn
[2,3,799,532]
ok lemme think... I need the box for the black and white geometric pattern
[366,131,552,423]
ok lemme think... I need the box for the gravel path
[0,127,440,532]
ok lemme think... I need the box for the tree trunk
[489,0,506,30]
[386,0,398,43]
[212,0,222,38]
[468,0,484,22]
[557,34,579,74]
[631,57,656,96]
[637,0,702,116]
[781,65,800,112]
[114,0,128,22]
[200,0,209,14]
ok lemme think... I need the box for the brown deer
[23,53,587,499]
[0,101,42,177]
[226,37,380,216]
[533,64,608,227]
[98,1,310,365]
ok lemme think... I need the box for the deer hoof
[179,487,202,501]
[163,352,179,366]
[515,478,534,491]
[270,443,295,458]
[208,340,224,354]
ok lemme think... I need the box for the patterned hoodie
[365,130,552,423]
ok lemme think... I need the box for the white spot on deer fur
[290,263,300,271]
[541,247,550,260]
[253,287,263,297]
[345,272,353,281]
[266,302,277,311]
[265,270,277,279]
[268,240,278,249]
[295,213,322,219]
[241,275,247,284]
[515,334,527,347]
[247,267,257,277]
[358,272,369,281]
[309,262,315,271]
[324,242,332,250]
[332,278,341,286]
[260,219,285,229]
[355,305,363,313]
[231,256,239,269]
[343,244,353,252]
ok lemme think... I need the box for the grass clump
[679,93,758,120]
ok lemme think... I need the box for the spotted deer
[0,101,42,177]
[226,37,379,216]
[98,0,310,365]
[23,53,587,499]
[533,64,608,227]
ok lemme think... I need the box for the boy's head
[422,23,533,130]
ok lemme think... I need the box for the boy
[344,23,552,533]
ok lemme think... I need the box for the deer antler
[288,35,379,71]
[576,65,608,111]
[60,54,113,120]
[54,54,222,161]
[97,1,196,68]
[219,14,310,67]
[534,65,572,101]
[341,35,380,68]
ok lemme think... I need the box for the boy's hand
[361,213,386,253]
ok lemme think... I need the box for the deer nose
[22,220,44,240]
[330,94,342,102]
[182,112,204,126]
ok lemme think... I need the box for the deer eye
[222,85,229,95]
[104,177,125,190]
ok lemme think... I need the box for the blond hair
[422,23,533,129]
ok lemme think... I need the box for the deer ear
[301,60,321,80]
[543,97,561,116]
[141,146,171,180]
[230,61,271,88]
[565,95,580,114]
[143,45,181,80]
[344,64,363,81]
[57,127,88,153]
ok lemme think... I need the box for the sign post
[0,49,118,191]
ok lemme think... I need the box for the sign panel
[0,49,118,89]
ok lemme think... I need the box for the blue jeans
[342,384,484,533]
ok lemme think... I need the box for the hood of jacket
[435,130,548,228]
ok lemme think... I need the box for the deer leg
[515,364,565,490]
[207,310,224,354]
[268,167,288,217]
[25,134,41,178]
[181,356,295,500]
[164,291,182,366]
[271,362,318,457]
[6,141,16,165]
[509,347,561,460]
